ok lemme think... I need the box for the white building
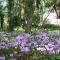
[43,6,60,26]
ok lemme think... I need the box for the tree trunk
[7,0,14,31]
[24,0,35,33]
[1,16,4,29]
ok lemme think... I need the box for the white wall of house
[43,9,60,26]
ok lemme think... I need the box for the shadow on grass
[41,24,60,30]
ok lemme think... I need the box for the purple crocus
[0,56,5,60]
[20,47,30,53]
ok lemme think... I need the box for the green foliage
[13,16,20,27]
[0,0,60,32]
[42,24,60,30]
[24,0,34,15]
[32,0,43,26]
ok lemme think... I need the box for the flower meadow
[0,32,60,60]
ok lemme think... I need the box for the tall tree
[7,0,14,31]
[24,0,35,33]
[0,1,4,30]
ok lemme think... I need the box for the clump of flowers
[15,32,60,55]
[0,32,60,59]
[16,33,30,53]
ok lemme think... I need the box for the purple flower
[48,42,54,48]
[0,42,5,45]
[0,46,5,49]
[55,39,60,45]
[45,44,56,54]
[20,47,30,53]
[0,56,5,60]
[16,35,24,42]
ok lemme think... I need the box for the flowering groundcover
[0,32,60,60]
